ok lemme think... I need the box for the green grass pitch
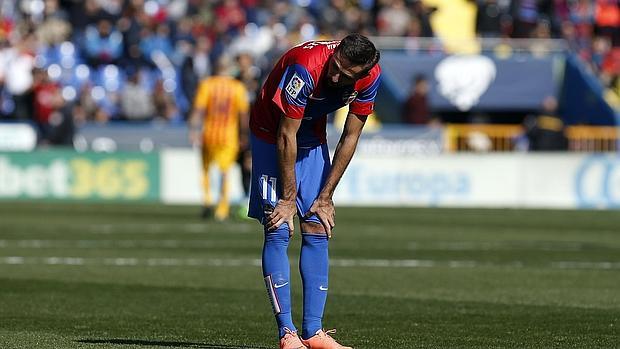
[0,202,618,348]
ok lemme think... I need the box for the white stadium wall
[160,150,620,210]
[2,149,617,209]
[335,153,619,209]
[160,149,245,205]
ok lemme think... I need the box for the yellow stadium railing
[444,124,619,152]
[565,126,619,152]
[444,124,525,152]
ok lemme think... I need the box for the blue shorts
[249,133,331,225]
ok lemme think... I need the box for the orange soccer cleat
[280,328,308,349]
[301,329,352,349]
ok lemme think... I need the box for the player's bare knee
[300,221,325,235]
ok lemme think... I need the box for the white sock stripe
[264,275,281,314]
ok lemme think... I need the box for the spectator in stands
[174,17,195,44]
[568,0,595,44]
[29,65,75,147]
[46,100,76,147]
[525,96,569,151]
[553,0,571,24]
[376,0,411,36]
[215,0,247,35]
[176,39,200,119]
[193,36,212,79]
[511,0,543,38]
[594,0,619,46]
[32,68,61,139]
[66,0,105,34]
[402,74,437,125]
[152,78,181,123]
[75,83,111,125]
[591,35,612,71]
[75,83,98,122]
[530,20,553,56]
[140,23,175,65]
[84,18,123,66]
[117,2,149,70]
[411,0,436,37]
[476,0,505,37]
[317,0,348,33]
[3,32,37,120]
[36,0,70,46]
[93,106,112,125]
[234,52,260,104]
[120,70,154,121]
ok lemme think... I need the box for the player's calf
[263,224,297,338]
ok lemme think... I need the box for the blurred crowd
[471,0,620,114]
[0,0,617,145]
[402,0,620,125]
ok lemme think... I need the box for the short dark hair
[337,33,380,74]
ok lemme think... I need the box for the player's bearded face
[326,52,366,88]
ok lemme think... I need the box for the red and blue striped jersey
[250,40,381,147]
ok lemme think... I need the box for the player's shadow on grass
[77,339,270,349]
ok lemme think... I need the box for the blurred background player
[189,58,249,221]
[248,33,381,349]
[235,138,253,219]
[233,52,261,219]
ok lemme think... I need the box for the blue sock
[299,233,329,339]
[262,223,296,338]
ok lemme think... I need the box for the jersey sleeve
[193,81,209,109]
[272,64,315,119]
[349,73,381,116]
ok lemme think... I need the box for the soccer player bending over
[248,33,381,349]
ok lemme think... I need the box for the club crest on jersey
[285,73,305,99]
[343,91,358,105]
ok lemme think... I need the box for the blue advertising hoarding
[378,52,560,116]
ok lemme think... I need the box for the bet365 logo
[0,156,151,200]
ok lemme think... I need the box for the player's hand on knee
[305,197,335,239]
[285,215,295,237]
[266,199,296,235]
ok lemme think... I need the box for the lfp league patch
[285,73,305,99]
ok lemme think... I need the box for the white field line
[0,256,619,270]
[408,241,588,251]
[0,239,220,249]
[550,261,620,269]
[0,256,262,267]
[86,223,255,234]
[0,239,599,251]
